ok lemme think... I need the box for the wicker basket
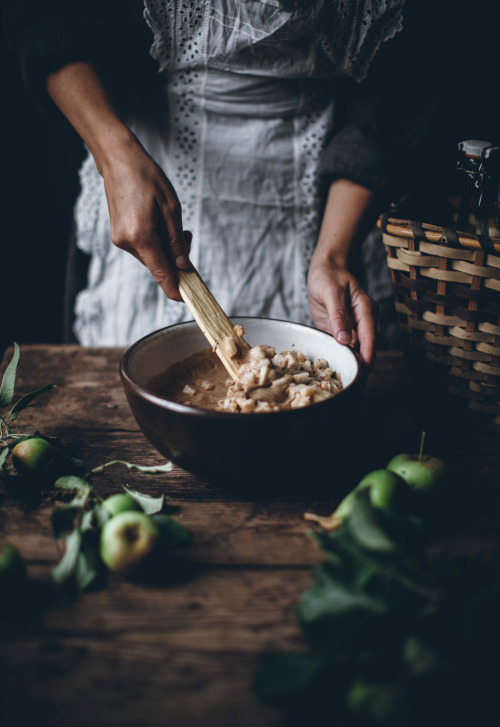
[379,215,500,430]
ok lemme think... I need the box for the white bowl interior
[127,318,360,395]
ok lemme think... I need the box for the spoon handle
[177,266,250,381]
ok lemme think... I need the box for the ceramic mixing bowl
[120,317,365,483]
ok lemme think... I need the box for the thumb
[169,231,192,270]
[327,285,354,346]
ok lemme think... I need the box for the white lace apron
[73,0,404,346]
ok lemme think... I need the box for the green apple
[102,493,143,517]
[100,511,159,576]
[386,453,449,496]
[356,468,410,511]
[305,469,409,530]
[0,541,27,585]
[11,437,55,478]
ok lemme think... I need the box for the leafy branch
[51,473,188,594]
[0,343,190,596]
[0,343,55,449]
[254,489,500,727]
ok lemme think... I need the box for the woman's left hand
[308,255,378,368]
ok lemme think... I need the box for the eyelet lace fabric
[73,0,404,346]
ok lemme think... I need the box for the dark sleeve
[319,0,441,203]
[5,0,154,116]
[319,0,499,205]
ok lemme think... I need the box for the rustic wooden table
[1,345,499,727]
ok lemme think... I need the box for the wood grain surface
[1,345,499,727]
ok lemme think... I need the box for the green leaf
[67,489,91,510]
[55,475,91,494]
[0,342,20,408]
[125,461,173,473]
[123,486,165,515]
[153,513,191,548]
[91,503,112,531]
[51,506,81,539]
[345,679,407,725]
[80,510,95,532]
[69,456,84,469]
[0,446,9,470]
[403,635,442,676]
[346,490,400,555]
[90,459,173,475]
[254,650,327,705]
[297,561,389,650]
[52,529,82,584]
[52,528,101,593]
[7,383,55,423]
[73,530,101,592]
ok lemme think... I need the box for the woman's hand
[308,255,378,367]
[309,179,380,368]
[100,137,191,301]
[46,61,191,300]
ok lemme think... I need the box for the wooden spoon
[177,266,250,381]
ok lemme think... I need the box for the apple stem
[419,431,426,461]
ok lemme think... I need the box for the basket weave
[379,215,500,429]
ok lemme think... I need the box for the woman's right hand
[46,61,191,301]
[100,135,191,301]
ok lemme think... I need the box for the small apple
[102,493,143,517]
[386,453,449,496]
[100,511,159,576]
[356,468,410,511]
[11,437,55,478]
[0,541,27,585]
[386,431,449,498]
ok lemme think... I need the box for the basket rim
[378,216,500,254]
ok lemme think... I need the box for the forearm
[46,61,136,174]
[314,179,378,268]
[46,60,191,300]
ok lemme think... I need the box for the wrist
[312,236,351,270]
[91,124,139,176]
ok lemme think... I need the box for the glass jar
[456,139,500,237]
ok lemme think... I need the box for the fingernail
[175,255,190,269]
[337,331,351,344]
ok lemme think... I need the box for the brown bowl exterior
[120,318,365,483]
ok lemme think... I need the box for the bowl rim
[119,316,364,419]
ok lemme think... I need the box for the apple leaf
[52,526,101,593]
[253,650,329,707]
[55,475,92,495]
[123,461,173,474]
[255,480,500,727]
[296,560,390,652]
[123,486,165,515]
[91,503,112,530]
[89,459,173,475]
[7,383,55,423]
[52,529,82,584]
[0,446,9,470]
[0,342,20,408]
[73,530,102,592]
[51,506,81,539]
[153,513,191,548]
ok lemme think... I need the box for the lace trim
[75,151,106,256]
[143,0,405,81]
[319,0,405,82]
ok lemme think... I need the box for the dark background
[2,3,498,358]
[2,39,84,356]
